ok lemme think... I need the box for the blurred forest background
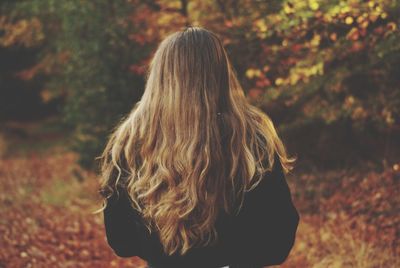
[1,0,399,267]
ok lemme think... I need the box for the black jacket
[103,153,300,268]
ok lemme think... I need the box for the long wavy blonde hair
[98,26,295,256]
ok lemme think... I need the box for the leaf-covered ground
[0,147,399,267]
[283,165,400,267]
[0,151,147,268]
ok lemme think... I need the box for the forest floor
[0,118,399,268]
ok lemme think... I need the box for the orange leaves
[309,34,321,48]
[393,164,399,171]
[0,17,44,47]
[255,77,271,88]
[224,20,234,28]
[1,139,400,267]
[343,95,355,109]
[345,16,354,25]
[275,77,284,86]
[0,152,147,267]
[357,15,370,29]
[342,95,369,121]
[351,106,368,120]
[252,19,269,39]
[16,51,70,83]
[246,67,271,98]
[284,164,400,267]
[40,90,53,103]
[129,63,147,75]
[241,0,400,118]
[291,43,303,53]
[347,27,360,41]
[245,68,262,79]
[329,32,338,42]
[247,88,264,99]
[381,107,395,125]
[386,22,397,32]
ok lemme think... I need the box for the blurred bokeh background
[1,0,399,267]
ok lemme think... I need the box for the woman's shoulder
[251,152,284,189]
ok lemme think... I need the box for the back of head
[99,26,295,256]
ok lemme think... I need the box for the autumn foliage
[1,0,399,167]
[1,0,400,267]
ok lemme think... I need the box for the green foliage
[52,1,149,168]
[9,0,150,168]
